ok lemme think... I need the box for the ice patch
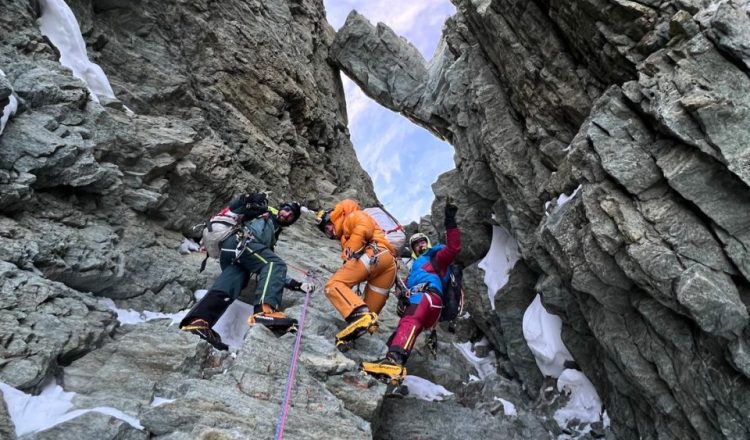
[190,289,251,350]
[0,94,17,135]
[150,397,175,407]
[557,185,582,208]
[99,290,252,351]
[98,298,187,326]
[554,369,603,428]
[403,376,453,401]
[0,69,18,135]
[454,341,496,379]
[212,299,253,350]
[522,294,573,377]
[522,295,606,435]
[179,238,201,254]
[545,185,582,216]
[0,380,142,436]
[38,0,116,101]
[478,226,521,310]
[493,397,518,416]
[470,0,492,14]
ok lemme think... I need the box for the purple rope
[273,281,315,440]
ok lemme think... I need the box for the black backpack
[430,254,465,322]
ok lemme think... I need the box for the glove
[230,192,268,217]
[396,291,410,317]
[285,279,315,293]
[244,192,268,212]
[285,279,303,291]
[444,198,458,229]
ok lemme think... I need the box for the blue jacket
[406,244,449,304]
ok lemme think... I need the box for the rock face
[2,3,557,439]
[0,0,391,438]
[330,2,750,439]
[4,0,750,439]
[0,0,375,391]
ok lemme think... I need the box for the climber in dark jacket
[180,193,310,350]
[361,199,460,381]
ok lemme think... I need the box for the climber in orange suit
[314,199,397,350]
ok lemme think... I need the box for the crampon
[335,311,378,352]
[360,358,408,398]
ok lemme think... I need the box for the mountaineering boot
[335,306,378,352]
[360,350,408,398]
[247,304,299,335]
[180,318,229,351]
[179,291,234,350]
[360,350,407,382]
[360,356,407,382]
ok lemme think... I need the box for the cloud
[342,76,372,127]
[325,0,455,59]
[356,119,412,185]
[324,0,456,223]
[348,106,454,223]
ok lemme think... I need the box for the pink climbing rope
[273,274,318,440]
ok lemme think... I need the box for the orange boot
[247,304,298,334]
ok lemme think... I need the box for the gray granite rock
[0,261,117,389]
[4,0,750,439]
[331,2,750,438]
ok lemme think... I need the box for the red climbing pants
[389,291,443,354]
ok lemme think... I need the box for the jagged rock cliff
[0,1,570,439]
[0,0,392,438]
[330,1,750,439]
[0,0,374,388]
[4,0,750,439]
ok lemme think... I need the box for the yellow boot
[335,306,378,351]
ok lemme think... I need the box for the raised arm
[228,192,268,217]
[433,201,461,276]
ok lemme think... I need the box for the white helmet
[409,233,431,258]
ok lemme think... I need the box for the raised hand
[444,196,458,228]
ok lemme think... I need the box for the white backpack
[201,212,240,258]
[364,207,405,252]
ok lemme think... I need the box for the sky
[323,0,456,224]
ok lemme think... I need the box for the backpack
[201,212,240,258]
[200,193,268,260]
[364,207,406,251]
[430,254,465,322]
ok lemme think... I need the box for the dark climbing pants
[181,235,287,327]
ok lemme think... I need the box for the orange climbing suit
[324,199,397,318]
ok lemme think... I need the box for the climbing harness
[273,272,320,440]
